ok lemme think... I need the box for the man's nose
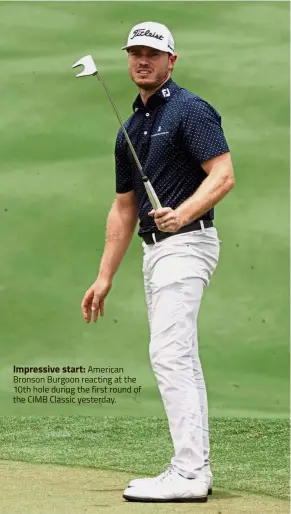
[139,57,150,66]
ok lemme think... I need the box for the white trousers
[142,225,220,479]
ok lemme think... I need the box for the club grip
[143,177,162,210]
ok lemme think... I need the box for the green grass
[0,1,289,419]
[0,416,289,500]
[0,4,289,510]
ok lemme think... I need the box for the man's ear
[169,53,178,70]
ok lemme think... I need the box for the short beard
[131,70,170,91]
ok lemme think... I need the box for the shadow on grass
[88,488,240,499]
[212,490,240,499]
[88,488,125,492]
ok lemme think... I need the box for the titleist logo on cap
[130,29,164,41]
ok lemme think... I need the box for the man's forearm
[97,202,138,281]
[176,161,235,225]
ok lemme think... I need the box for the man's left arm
[149,98,235,231]
[175,151,235,226]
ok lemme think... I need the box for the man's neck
[139,74,171,106]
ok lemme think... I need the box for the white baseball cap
[121,21,175,55]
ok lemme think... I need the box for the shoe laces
[158,464,174,482]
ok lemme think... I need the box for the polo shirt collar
[132,78,178,112]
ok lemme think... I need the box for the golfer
[81,21,235,503]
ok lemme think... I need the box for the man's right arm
[81,127,137,323]
[98,122,138,281]
[97,190,139,282]
[81,190,138,323]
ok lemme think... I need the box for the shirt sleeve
[115,128,133,193]
[181,97,230,163]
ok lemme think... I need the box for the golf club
[72,55,162,210]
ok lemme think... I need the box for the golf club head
[72,55,98,77]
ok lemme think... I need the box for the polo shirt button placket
[144,112,151,136]
[139,110,151,167]
[140,112,151,167]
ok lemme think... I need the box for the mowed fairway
[0,462,289,514]
[0,416,289,513]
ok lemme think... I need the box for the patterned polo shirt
[115,77,229,236]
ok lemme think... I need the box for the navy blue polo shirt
[115,78,229,236]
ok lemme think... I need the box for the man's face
[127,46,177,90]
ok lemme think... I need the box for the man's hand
[81,277,112,323]
[148,207,184,232]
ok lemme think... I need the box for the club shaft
[96,75,142,173]
[95,73,162,210]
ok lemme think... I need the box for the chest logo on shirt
[151,126,169,138]
[162,88,171,97]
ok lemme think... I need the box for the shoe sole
[123,494,208,503]
[128,486,212,496]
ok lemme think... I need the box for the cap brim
[121,42,173,54]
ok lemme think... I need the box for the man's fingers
[154,214,174,230]
[99,300,105,317]
[158,214,174,224]
[83,306,91,323]
[154,208,172,219]
[81,291,94,323]
[92,307,99,323]
[81,279,111,324]
[92,295,100,322]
